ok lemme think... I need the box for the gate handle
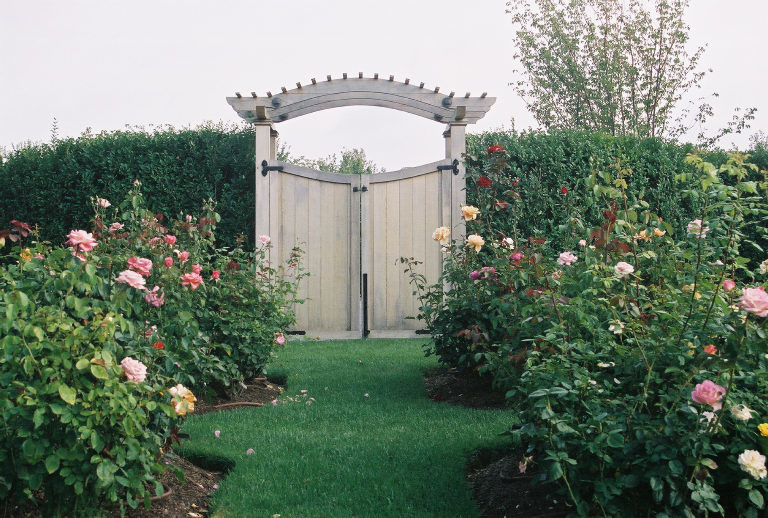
[352,186,368,192]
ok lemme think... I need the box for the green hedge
[465,129,767,258]
[0,124,257,248]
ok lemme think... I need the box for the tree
[506,0,706,139]
[283,146,384,174]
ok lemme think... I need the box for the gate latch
[352,186,368,192]
[261,160,284,177]
[437,159,460,175]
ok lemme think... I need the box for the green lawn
[178,339,513,518]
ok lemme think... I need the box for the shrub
[409,150,768,515]
[0,184,302,514]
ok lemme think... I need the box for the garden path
[179,339,512,517]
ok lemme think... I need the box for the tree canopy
[506,0,705,139]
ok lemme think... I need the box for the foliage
[0,185,302,514]
[465,129,768,260]
[506,0,706,139]
[284,146,384,174]
[0,123,275,250]
[409,145,768,514]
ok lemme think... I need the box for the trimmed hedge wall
[1,125,764,253]
[465,129,767,259]
[0,124,257,248]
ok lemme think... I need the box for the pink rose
[579,239,587,247]
[134,179,140,185]
[275,332,286,345]
[211,270,220,280]
[127,256,153,277]
[181,272,204,290]
[66,230,98,253]
[177,250,190,263]
[722,280,736,292]
[738,287,768,318]
[703,345,717,355]
[115,269,146,289]
[120,357,147,382]
[510,252,523,261]
[109,222,124,231]
[97,197,111,208]
[164,257,174,267]
[192,264,203,275]
[687,219,709,238]
[164,235,177,245]
[186,215,192,223]
[557,251,577,266]
[214,430,221,438]
[691,380,726,410]
[144,286,165,307]
[615,261,635,278]
[148,236,162,247]
[469,270,481,281]
[259,235,271,245]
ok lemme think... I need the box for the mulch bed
[423,366,571,517]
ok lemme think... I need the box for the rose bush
[0,183,302,514]
[408,151,768,515]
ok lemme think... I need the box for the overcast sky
[1,0,765,171]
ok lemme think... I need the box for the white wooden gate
[227,74,495,338]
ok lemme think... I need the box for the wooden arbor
[227,74,495,338]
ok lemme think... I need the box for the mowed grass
[178,339,512,518]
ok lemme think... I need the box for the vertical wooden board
[440,170,452,233]
[306,177,323,329]
[395,177,412,328]
[293,176,311,330]
[333,182,351,329]
[407,174,428,329]
[268,170,280,265]
[351,175,363,334]
[424,172,442,288]
[371,182,388,330]
[386,180,401,328]
[296,178,314,330]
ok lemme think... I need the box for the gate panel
[366,165,444,332]
[275,168,357,333]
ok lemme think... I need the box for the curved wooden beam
[227,75,495,124]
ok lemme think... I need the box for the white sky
[1,0,765,171]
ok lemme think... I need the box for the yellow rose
[634,230,651,242]
[759,423,768,437]
[654,228,666,237]
[467,234,485,252]
[169,384,197,416]
[461,205,481,221]
[432,226,451,245]
[20,248,32,261]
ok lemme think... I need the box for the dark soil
[423,367,571,518]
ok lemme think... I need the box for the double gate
[262,159,460,338]
[226,74,495,338]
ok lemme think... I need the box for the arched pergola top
[227,74,495,125]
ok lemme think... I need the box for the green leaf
[749,489,764,509]
[45,455,60,474]
[90,364,109,380]
[58,384,77,405]
[75,358,90,370]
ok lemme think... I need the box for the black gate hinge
[437,159,460,175]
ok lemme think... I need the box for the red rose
[153,341,164,350]
[512,179,519,187]
[477,176,492,188]
[494,200,509,209]
[487,145,504,155]
[561,186,568,195]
